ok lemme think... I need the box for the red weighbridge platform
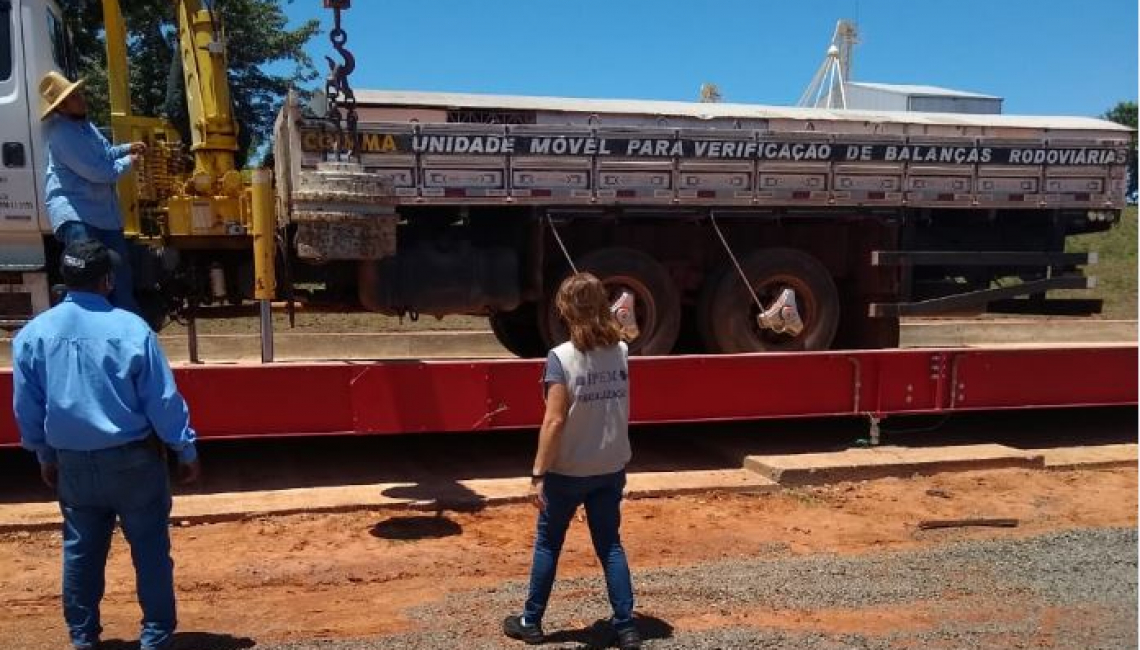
[1,345,1136,444]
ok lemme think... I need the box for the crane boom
[100,0,248,241]
[175,0,240,182]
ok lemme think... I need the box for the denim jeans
[57,441,176,649]
[56,221,141,316]
[523,470,635,629]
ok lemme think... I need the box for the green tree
[63,0,320,166]
[1103,100,1138,199]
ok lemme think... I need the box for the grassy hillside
[1065,206,1137,319]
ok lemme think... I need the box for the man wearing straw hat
[39,70,147,316]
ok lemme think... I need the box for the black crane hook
[326,0,356,80]
[322,0,358,161]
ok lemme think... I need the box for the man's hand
[178,460,201,485]
[529,476,546,512]
[129,141,147,155]
[39,463,58,489]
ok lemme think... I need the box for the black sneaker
[616,625,642,649]
[503,614,544,644]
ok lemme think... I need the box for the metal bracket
[869,275,1092,318]
[611,290,640,341]
[757,288,804,336]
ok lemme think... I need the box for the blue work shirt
[12,292,197,466]
[44,115,134,232]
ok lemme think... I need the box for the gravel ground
[248,527,1137,650]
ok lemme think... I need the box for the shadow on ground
[97,631,255,650]
[379,481,487,513]
[370,513,464,540]
[543,614,674,648]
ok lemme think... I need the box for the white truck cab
[0,0,75,324]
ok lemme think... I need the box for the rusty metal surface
[291,161,396,261]
[294,216,396,261]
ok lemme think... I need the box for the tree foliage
[63,0,320,166]
[1103,100,1138,198]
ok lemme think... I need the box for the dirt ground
[172,309,1113,337]
[0,466,1135,649]
[177,310,489,336]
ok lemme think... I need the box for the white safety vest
[548,340,631,477]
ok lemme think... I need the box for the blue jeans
[56,221,141,316]
[524,470,635,629]
[57,441,176,649]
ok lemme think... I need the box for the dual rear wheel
[698,248,840,353]
[540,248,681,357]
[489,247,840,357]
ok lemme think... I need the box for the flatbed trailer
[1,344,1134,445]
[271,90,1131,358]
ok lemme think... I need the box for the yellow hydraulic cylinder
[176,1,240,185]
[250,169,276,300]
[251,168,276,363]
[102,0,129,120]
[101,0,140,235]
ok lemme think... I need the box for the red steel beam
[0,345,1135,445]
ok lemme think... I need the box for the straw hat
[39,71,84,120]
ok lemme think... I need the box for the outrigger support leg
[867,414,882,447]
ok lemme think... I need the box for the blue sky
[281,0,1137,117]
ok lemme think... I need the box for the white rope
[708,213,764,312]
[545,215,578,274]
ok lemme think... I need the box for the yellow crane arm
[175,0,240,184]
[98,0,273,314]
[101,0,244,239]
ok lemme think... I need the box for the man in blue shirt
[12,239,200,650]
[39,71,146,315]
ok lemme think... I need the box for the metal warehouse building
[844,82,1003,114]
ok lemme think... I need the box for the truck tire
[489,302,547,358]
[698,248,839,353]
[542,247,681,356]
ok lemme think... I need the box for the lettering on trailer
[298,129,1129,166]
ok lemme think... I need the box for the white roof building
[844,82,1004,114]
[353,89,1124,135]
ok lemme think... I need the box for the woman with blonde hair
[504,273,640,649]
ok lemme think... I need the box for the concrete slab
[0,469,775,532]
[2,444,1130,532]
[1035,443,1138,470]
[744,444,1046,486]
